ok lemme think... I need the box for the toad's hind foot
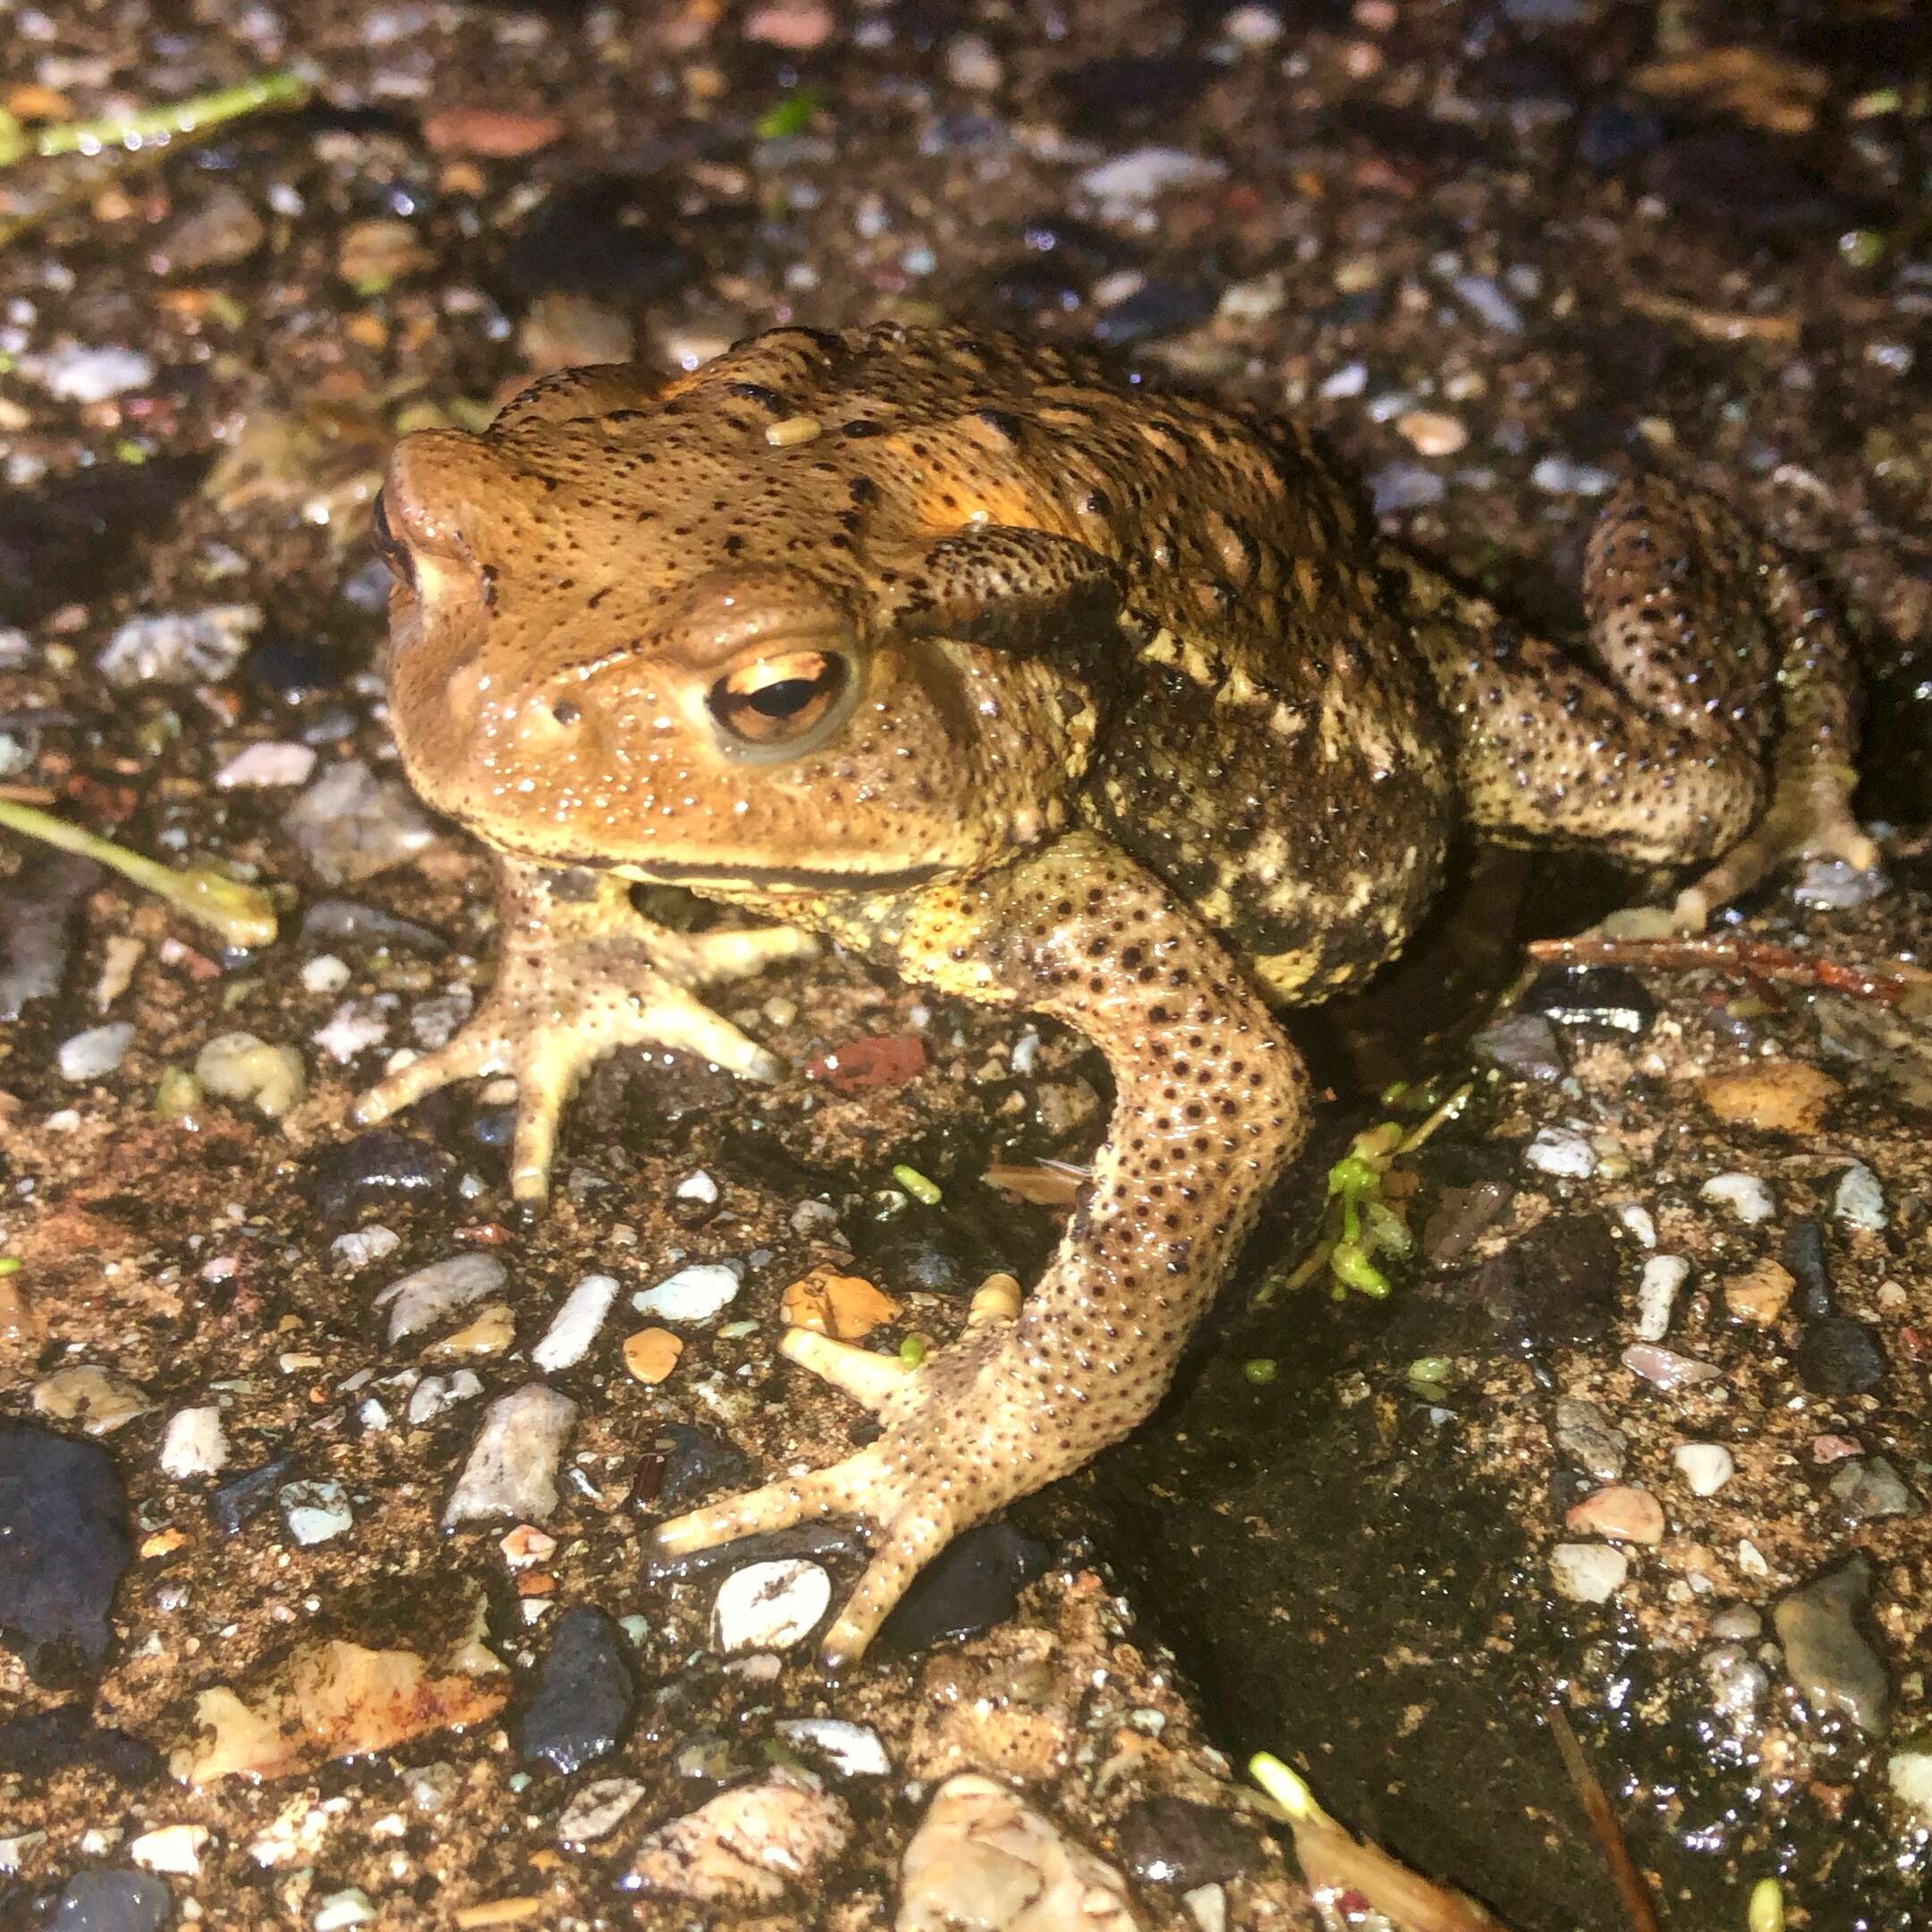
[653,1274,1033,1669]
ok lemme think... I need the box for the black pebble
[1114,1793,1269,1888]
[1092,283,1217,349]
[211,1457,295,1537]
[0,1426,131,1686]
[634,1425,754,1513]
[516,1606,636,1776]
[1783,1220,1834,1320]
[1521,965,1654,1038]
[873,1521,1053,1659]
[1795,1317,1887,1397]
[47,1869,173,1932]
[1471,1214,1620,1357]
[501,178,701,300]
[310,1130,454,1224]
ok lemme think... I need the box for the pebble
[1531,455,1618,496]
[377,1253,508,1343]
[1078,147,1226,204]
[1523,965,1653,1038]
[0,852,99,1020]
[1635,1255,1690,1342]
[97,605,260,688]
[47,1870,173,1932]
[622,1327,683,1384]
[516,1606,634,1775]
[26,343,155,402]
[1470,1013,1563,1081]
[1554,1398,1629,1482]
[780,1267,902,1342]
[216,741,317,789]
[420,106,563,157]
[1368,462,1445,514]
[1710,1603,1762,1642]
[444,1385,578,1527]
[1622,1343,1720,1390]
[129,1823,207,1875]
[743,0,834,47]
[407,1369,483,1426]
[631,1776,851,1904]
[1774,1555,1890,1734]
[331,1226,400,1270]
[1701,1644,1770,1721]
[1564,1484,1665,1544]
[195,1031,306,1119]
[531,1275,620,1372]
[674,1169,719,1205]
[1697,1062,1839,1135]
[774,1717,891,1778]
[556,1775,647,1844]
[1524,1128,1597,1178]
[32,1365,153,1435]
[1827,1456,1918,1521]
[210,1458,292,1535]
[1723,1260,1793,1326]
[158,1407,229,1479]
[1887,1751,1932,1826]
[0,1424,131,1679]
[1549,1543,1629,1603]
[279,1479,353,1546]
[634,1425,751,1512]
[1794,858,1886,910]
[282,759,437,886]
[1700,1173,1775,1224]
[1674,1443,1735,1496]
[312,1890,377,1930]
[434,1305,513,1360]
[1396,410,1468,455]
[899,1773,1140,1932]
[712,1559,832,1653]
[1446,272,1525,333]
[1794,1316,1886,1396]
[1832,1161,1886,1232]
[876,1521,1054,1659]
[634,1262,741,1323]
[58,1022,134,1081]
[1114,1794,1267,1889]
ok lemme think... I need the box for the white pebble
[531,1274,620,1372]
[1700,1173,1775,1224]
[1833,1161,1886,1232]
[312,1889,377,1930]
[130,1824,208,1875]
[1674,1443,1735,1496]
[330,1225,400,1270]
[775,1717,891,1777]
[1887,1750,1932,1827]
[1549,1543,1629,1603]
[634,1261,741,1323]
[280,1479,353,1545]
[1635,1256,1690,1342]
[301,953,351,994]
[557,1777,648,1844]
[377,1252,507,1342]
[405,1368,482,1426]
[1616,1203,1657,1248]
[443,1384,577,1526]
[674,1169,719,1205]
[26,342,154,402]
[158,1406,229,1479]
[313,1002,390,1062]
[58,1021,134,1081]
[1077,146,1226,203]
[1525,1128,1597,1178]
[712,1558,832,1653]
[216,741,318,789]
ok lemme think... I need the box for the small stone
[1549,1542,1629,1603]
[159,1407,228,1479]
[444,1385,578,1527]
[1832,1161,1886,1232]
[216,741,317,790]
[436,1304,515,1356]
[1811,1433,1862,1464]
[1710,1603,1762,1641]
[32,1365,153,1435]
[1470,1012,1563,1081]
[1447,272,1525,333]
[1532,455,1618,496]
[557,1775,647,1844]
[195,1031,306,1119]
[500,1524,556,1568]
[634,1262,741,1323]
[97,605,259,688]
[531,1275,618,1372]
[1525,1128,1597,1178]
[407,1370,483,1426]
[1724,1260,1793,1326]
[312,1890,377,1929]
[1827,1456,1918,1522]
[875,1521,1055,1659]
[1774,1555,1890,1735]
[744,0,834,48]
[279,1479,353,1546]
[1078,147,1226,203]
[674,1169,719,1205]
[1522,965,1653,1037]
[59,1021,135,1081]
[713,1560,832,1654]
[1368,462,1445,514]
[1674,1443,1735,1496]
[1700,1173,1775,1224]
[516,1605,634,1775]
[1635,1255,1690,1342]
[0,1425,131,1680]
[1622,1343,1720,1390]
[631,1776,851,1903]
[27,343,155,402]
[1794,1316,1886,1396]
[1396,410,1468,455]
[47,1870,173,1932]
[421,106,563,157]
[1887,1751,1932,1826]
[1554,1399,1629,1482]
[774,1717,890,1778]
[377,1253,508,1343]
[622,1328,683,1384]
[779,1267,902,1342]
[1565,1484,1665,1545]
[211,1459,292,1535]
[282,759,437,886]
[1698,1062,1839,1135]
[1114,1794,1267,1889]
[129,1822,208,1875]
[1701,1644,1770,1721]
[337,217,430,288]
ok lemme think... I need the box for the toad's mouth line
[481,833,949,895]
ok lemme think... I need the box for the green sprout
[0,798,277,949]
[891,1162,942,1206]
[0,70,311,171]
[755,89,826,140]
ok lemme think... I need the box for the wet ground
[2,1,1930,1928]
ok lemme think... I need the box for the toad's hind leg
[1392,476,1875,930]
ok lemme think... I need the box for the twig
[1527,933,1932,1008]
[1546,1704,1662,1932]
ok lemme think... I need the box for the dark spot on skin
[725,382,788,412]
[843,420,886,439]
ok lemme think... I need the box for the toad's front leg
[655,832,1311,1667]
[352,854,814,1201]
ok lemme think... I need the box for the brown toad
[359,323,1872,1665]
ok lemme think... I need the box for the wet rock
[557,1776,646,1846]
[436,1299,513,1357]
[58,1022,135,1082]
[97,605,259,688]
[1554,1399,1628,1482]
[1622,1343,1720,1390]
[1092,282,1217,348]
[1521,965,1653,1037]
[47,1869,173,1932]
[1701,1644,1770,1722]
[0,1427,131,1683]
[1634,1255,1690,1342]
[32,1366,152,1436]
[0,851,100,1019]
[1698,1062,1840,1136]
[634,1261,741,1323]
[517,1606,634,1775]
[1524,1128,1596,1178]
[377,1253,509,1343]
[444,1385,578,1527]
[1795,1316,1886,1396]
[1549,1543,1628,1604]
[532,1273,620,1371]
[1783,1220,1832,1318]
[1700,1173,1775,1224]
[501,179,702,301]
[1827,1456,1918,1522]
[1368,463,1445,515]
[128,1824,206,1876]
[195,1031,305,1119]
[1475,1214,1619,1356]
[713,1559,832,1653]
[622,1327,683,1384]
[1888,1751,1932,1826]
[1774,1555,1890,1735]
[1078,148,1225,205]
[630,1775,851,1903]
[215,741,316,790]
[1832,1161,1886,1232]
[279,1479,353,1546]
[1724,1258,1795,1326]
[875,1521,1054,1659]
[211,1457,293,1535]
[299,899,446,954]
[899,1772,1139,1931]
[0,1702,162,1785]
[422,106,563,158]
[635,1425,754,1512]
[1674,1444,1735,1496]
[1114,1794,1267,1889]
[406,1370,484,1427]
[1419,1179,1511,1267]
[1469,1013,1563,1081]
[774,1717,890,1777]
[158,1408,228,1480]
[312,1131,454,1224]
[283,759,437,886]
[1564,1484,1665,1545]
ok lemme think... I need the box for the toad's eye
[370,488,415,589]
[707,649,851,748]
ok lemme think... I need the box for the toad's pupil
[749,676,819,718]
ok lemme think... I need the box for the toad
[358,323,1872,1665]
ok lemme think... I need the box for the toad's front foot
[352,862,814,1202]
[654,1276,1057,1669]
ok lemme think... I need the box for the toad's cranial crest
[353,320,1874,1665]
